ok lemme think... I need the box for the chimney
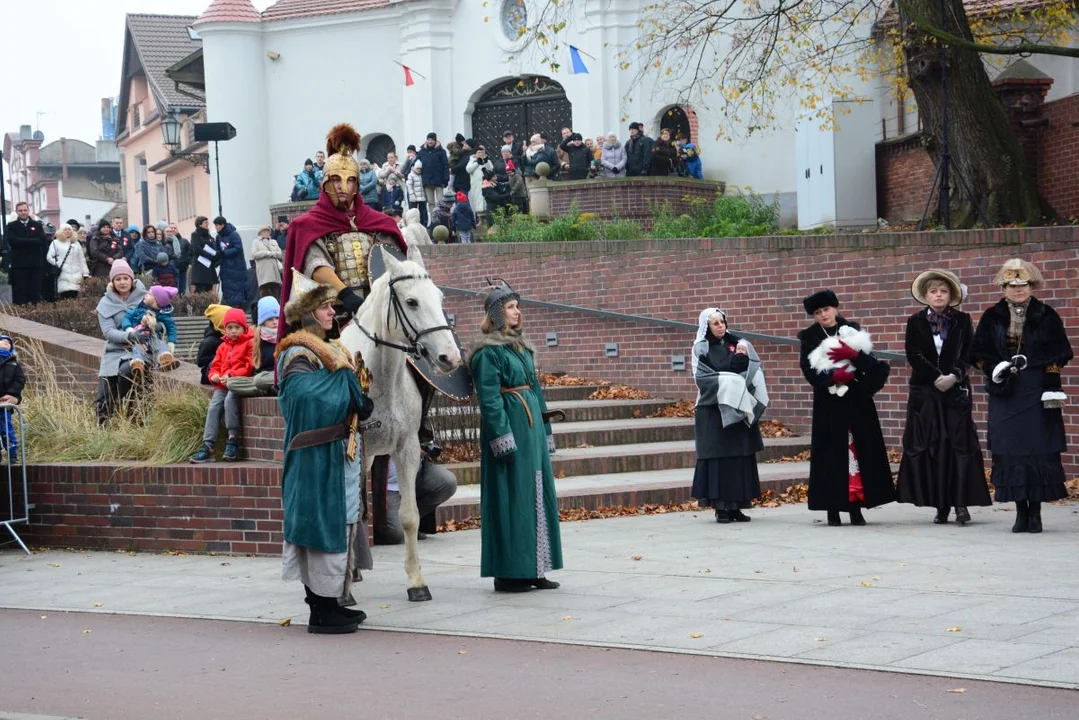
[61,137,69,181]
[19,124,31,140]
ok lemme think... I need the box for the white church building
[193,0,861,238]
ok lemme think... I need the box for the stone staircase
[434,384,812,523]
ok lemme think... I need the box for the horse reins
[352,273,452,359]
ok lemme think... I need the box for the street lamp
[161,112,182,149]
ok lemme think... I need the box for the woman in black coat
[189,216,220,293]
[971,259,1073,533]
[690,308,766,523]
[897,270,990,524]
[799,290,895,526]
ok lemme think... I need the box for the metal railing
[1,403,29,554]
[439,286,905,361]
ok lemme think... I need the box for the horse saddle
[367,242,474,401]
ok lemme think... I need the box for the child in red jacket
[190,308,253,463]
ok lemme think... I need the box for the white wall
[61,195,116,227]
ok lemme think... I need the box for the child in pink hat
[121,284,180,372]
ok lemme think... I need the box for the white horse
[338,245,461,601]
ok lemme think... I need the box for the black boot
[1012,500,1030,533]
[493,578,532,592]
[304,586,361,634]
[727,503,751,522]
[954,507,971,526]
[934,508,950,524]
[849,507,866,526]
[827,511,842,526]
[1027,502,1043,534]
[715,507,731,524]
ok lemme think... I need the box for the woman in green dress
[468,281,563,592]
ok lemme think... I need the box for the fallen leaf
[946,688,966,694]
[861,581,873,587]
[814,636,827,642]
[220,562,231,566]
[380,604,390,609]
[40,614,47,619]
[458,649,470,655]
[92,603,103,608]
[588,385,652,401]
[946,626,962,632]
[754,569,763,574]
[81,628,92,634]
[690,633,703,639]
[631,555,643,561]
[753,715,767,720]
[871,576,882,581]
[561,615,573,621]
[48,563,62,568]
[278,618,291,627]
[698,568,711,574]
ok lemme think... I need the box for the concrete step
[538,384,608,402]
[432,397,677,424]
[436,462,814,524]
[554,417,696,447]
[442,435,811,485]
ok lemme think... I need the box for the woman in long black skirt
[972,259,1073,533]
[690,308,768,523]
[897,269,991,524]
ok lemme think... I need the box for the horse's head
[365,245,461,374]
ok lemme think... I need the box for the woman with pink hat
[94,259,147,423]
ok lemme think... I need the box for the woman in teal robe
[468,282,563,592]
[276,270,373,634]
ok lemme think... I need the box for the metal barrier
[0,403,29,554]
[438,285,905,361]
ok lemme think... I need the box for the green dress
[469,333,563,579]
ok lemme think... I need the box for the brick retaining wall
[421,229,1079,477]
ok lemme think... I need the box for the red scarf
[277,193,406,341]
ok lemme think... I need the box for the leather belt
[500,385,534,427]
[289,423,350,451]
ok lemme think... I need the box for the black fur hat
[802,289,839,316]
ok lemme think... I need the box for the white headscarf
[695,307,727,344]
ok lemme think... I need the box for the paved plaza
[2,501,1078,694]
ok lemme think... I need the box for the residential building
[116,13,212,239]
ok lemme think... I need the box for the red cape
[277,193,406,341]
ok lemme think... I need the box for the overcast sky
[2,0,273,153]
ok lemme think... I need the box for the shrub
[19,338,208,464]
[652,191,780,238]
[2,276,218,338]
[490,204,643,243]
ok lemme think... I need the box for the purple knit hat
[149,285,178,309]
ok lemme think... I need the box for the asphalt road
[1,610,1075,720]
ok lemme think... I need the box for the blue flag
[569,45,589,74]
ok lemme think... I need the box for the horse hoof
[407,586,433,602]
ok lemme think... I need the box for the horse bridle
[352,273,452,359]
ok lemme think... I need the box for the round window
[501,0,528,41]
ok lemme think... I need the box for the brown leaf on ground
[759,419,795,438]
[1066,478,1079,498]
[752,483,809,508]
[437,517,483,532]
[587,384,653,400]
[648,399,695,418]
[766,449,811,463]
[278,618,291,627]
[540,372,609,387]
[887,448,903,464]
[556,470,567,479]
[439,442,481,464]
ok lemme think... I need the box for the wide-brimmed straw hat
[911,268,963,307]
[993,258,1043,289]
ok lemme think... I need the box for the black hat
[213,216,227,226]
[455,133,466,144]
[407,144,417,152]
[502,130,514,137]
[426,132,438,140]
[629,122,641,131]
[802,289,839,316]
[66,218,81,229]
[465,137,477,148]
[304,158,313,166]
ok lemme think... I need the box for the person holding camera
[897,270,990,526]
[972,259,1073,534]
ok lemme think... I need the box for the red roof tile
[261,0,390,22]
[197,0,261,24]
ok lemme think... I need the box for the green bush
[490,204,643,243]
[652,192,780,238]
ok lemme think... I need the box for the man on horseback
[278,123,407,327]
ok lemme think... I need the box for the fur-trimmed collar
[275,329,353,372]
[467,330,536,363]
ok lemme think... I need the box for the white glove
[1041,391,1066,409]
[933,373,958,392]
[167,342,175,353]
[992,361,1016,383]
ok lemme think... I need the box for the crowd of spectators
[287,123,704,243]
